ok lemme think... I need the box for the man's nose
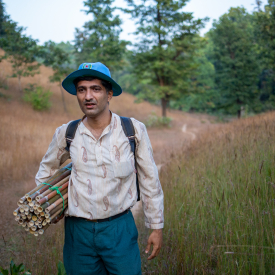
[85,89,95,101]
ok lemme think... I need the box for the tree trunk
[237,109,241,119]
[60,83,67,113]
[161,98,167,117]
[18,75,22,94]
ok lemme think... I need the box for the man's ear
[108,90,113,102]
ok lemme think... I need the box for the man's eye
[95,88,101,91]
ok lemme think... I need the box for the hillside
[0,58,216,273]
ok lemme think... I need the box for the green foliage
[74,0,128,71]
[144,112,172,128]
[23,84,52,111]
[254,0,275,111]
[0,19,41,93]
[57,261,66,275]
[0,260,66,275]
[209,7,260,118]
[41,40,75,112]
[124,0,208,117]
[42,41,75,80]
[0,260,31,275]
[0,0,8,37]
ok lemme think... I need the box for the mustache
[83,100,97,104]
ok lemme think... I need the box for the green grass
[141,112,275,274]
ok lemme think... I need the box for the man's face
[76,79,113,118]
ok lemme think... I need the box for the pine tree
[125,0,207,117]
[0,19,40,93]
[209,7,260,118]
[74,0,128,71]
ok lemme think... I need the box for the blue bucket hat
[62,62,122,96]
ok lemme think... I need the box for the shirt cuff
[145,222,164,229]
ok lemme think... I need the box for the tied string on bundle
[41,183,65,216]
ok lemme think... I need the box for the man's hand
[52,213,64,224]
[145,229,163,260]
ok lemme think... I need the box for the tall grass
[140,112,275,274]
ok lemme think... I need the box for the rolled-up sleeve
[132,119,164,229]
[35,123,70,186]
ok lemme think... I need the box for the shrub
[0,260,31,275]
[144,112,172,128]
[23,84,52,111]
[0,260,66,275]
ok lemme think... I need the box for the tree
[74,0,128,71]
[255,0,275,110]
[0,0,8,37]
[124,0,207,117]
[209,7,260,118]
[0,19,40,93]
[42,41,75,112]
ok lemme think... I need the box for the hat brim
[62,69,122,96]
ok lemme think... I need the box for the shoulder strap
[120,116,140,201]
[65,119,81,152]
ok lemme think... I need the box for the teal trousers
[63,211,142,275]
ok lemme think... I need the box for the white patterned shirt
[35,112,164,229]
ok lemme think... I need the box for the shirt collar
[78,111,115,139]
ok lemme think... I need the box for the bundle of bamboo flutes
[13,163,72,237]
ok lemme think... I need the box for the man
[35,62,164,275]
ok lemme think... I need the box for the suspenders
[65,117,140,202]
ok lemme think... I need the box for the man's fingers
[147,245,158,260]
[145,241,151,254]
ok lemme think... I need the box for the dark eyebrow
[77,85,102,89]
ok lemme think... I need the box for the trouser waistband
[82,209,130,223]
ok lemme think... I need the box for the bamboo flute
[38,188,68,211]
[37,182,69,205]
[13,207,20,216]
[25,163,72,198]
[36,176,70,201]
[18,195,27,204]
[13,163,73,237]
[45,193,68,213]
[27,170,70,202]
[49,199,68,216]
[46,207,66,223]
[39,224,50,235]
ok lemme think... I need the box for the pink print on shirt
[113,117,117,130]
[88,212,93,220]
[131,158,137,173]
[128,188,133,199]
[102,164,107,178]
[81,146,88,163]
[57,148,64,160]
[87,179,92,195]
[103,196,109,211]
[113,145,120,162]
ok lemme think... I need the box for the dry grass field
[2,55,274,274]
[0,58,215,273]
[141,111,275,274]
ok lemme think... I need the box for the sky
[4,0,268,45]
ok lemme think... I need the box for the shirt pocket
[113,160,134,178]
